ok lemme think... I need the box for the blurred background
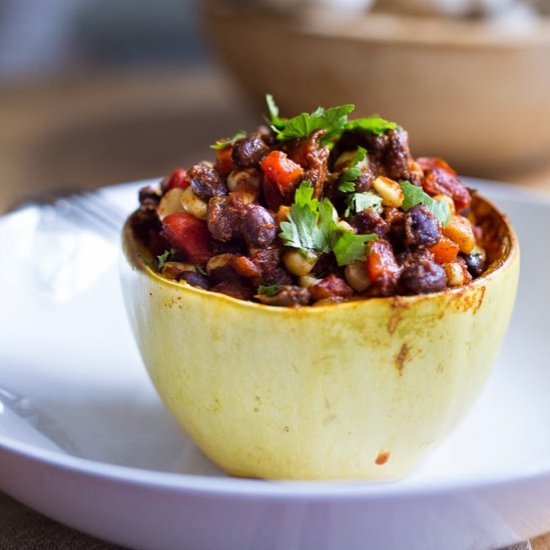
[1,0,550,212]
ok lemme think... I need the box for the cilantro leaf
[332,230,377,266]
[337,147,367,192]
[272,104,355,144]
[279,181,377,266]
[345,116,398,136]
[345,191,383,217]
[157,248,177,270]
[265,94,282,126]
[400,181,451,227]
[210,130,247,150]
[279,181,335,253]
[257,284,283,297]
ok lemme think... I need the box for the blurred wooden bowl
[203,3,550,176]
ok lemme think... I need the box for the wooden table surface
[0,67,549,549]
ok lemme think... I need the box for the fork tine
[61,194,124,234]
[47,189,126,238]
[11,186,127,240]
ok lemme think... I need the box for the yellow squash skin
[121,196,519,480]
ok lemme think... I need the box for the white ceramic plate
[0,180,549,550]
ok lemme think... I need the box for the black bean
[232,135,269,168]
[179,271,210,290]
[188,163,226,200]
[138,185,161,211]
[400,257,447,294]
[256,285,311,307]
[250,247,292,286]
[337,127,419,184]
[350,209,389,238]
[404,205,441,248]
[384,128,414,183]
[241,204,277,248]
[462,252,485,277]
[354,171,374,193]
[207,196,241,242]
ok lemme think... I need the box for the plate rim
[1,176,549,502]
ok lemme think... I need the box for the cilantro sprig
[279,181,334,254]
[280,181,377,266]
[400,181,451,227]
[210,130,247,150]
[157,248,178,270]
[345,191,383,217]
[345,116,399,136]
[337,147,367,193]
[265,95,399,147]
[257,284,283,297]
[266,95,354,146]
[332,231,376,266]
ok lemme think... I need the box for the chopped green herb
[332,230,377,267]
[345,191,383,217]
[337,147,367,193]
[271,103,355,145]
[265,94,282,126]
[195,265,208,276]
[400,181,451,227]
[257,284,283,297]
[210,130,247,150]
[157,248,177,270]
[345,116,399,136]
[279,181,335,254]
[280,181,377,266]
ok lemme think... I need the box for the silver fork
[5,186,128,302]
[10,186,126,239]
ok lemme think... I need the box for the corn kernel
[445,261,466,287]
[442,215,475,254]
[180,186,208,220]
[445,260,472,287]
[157,188,184,220]
[372,176,404,208]
[283,250,317,277]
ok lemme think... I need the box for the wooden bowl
[203,3,550,176]
[121,194,519,480]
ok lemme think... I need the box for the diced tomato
[232,255,262,279]
[215,147,233,176]
[367,240,400,293]
[162,168,189,192]
[417,157,471,212]
[161,212,212,265]
[260,151,304,190]
[417,157,456,177]
[260,151,304,209]
[429,236,460,265]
